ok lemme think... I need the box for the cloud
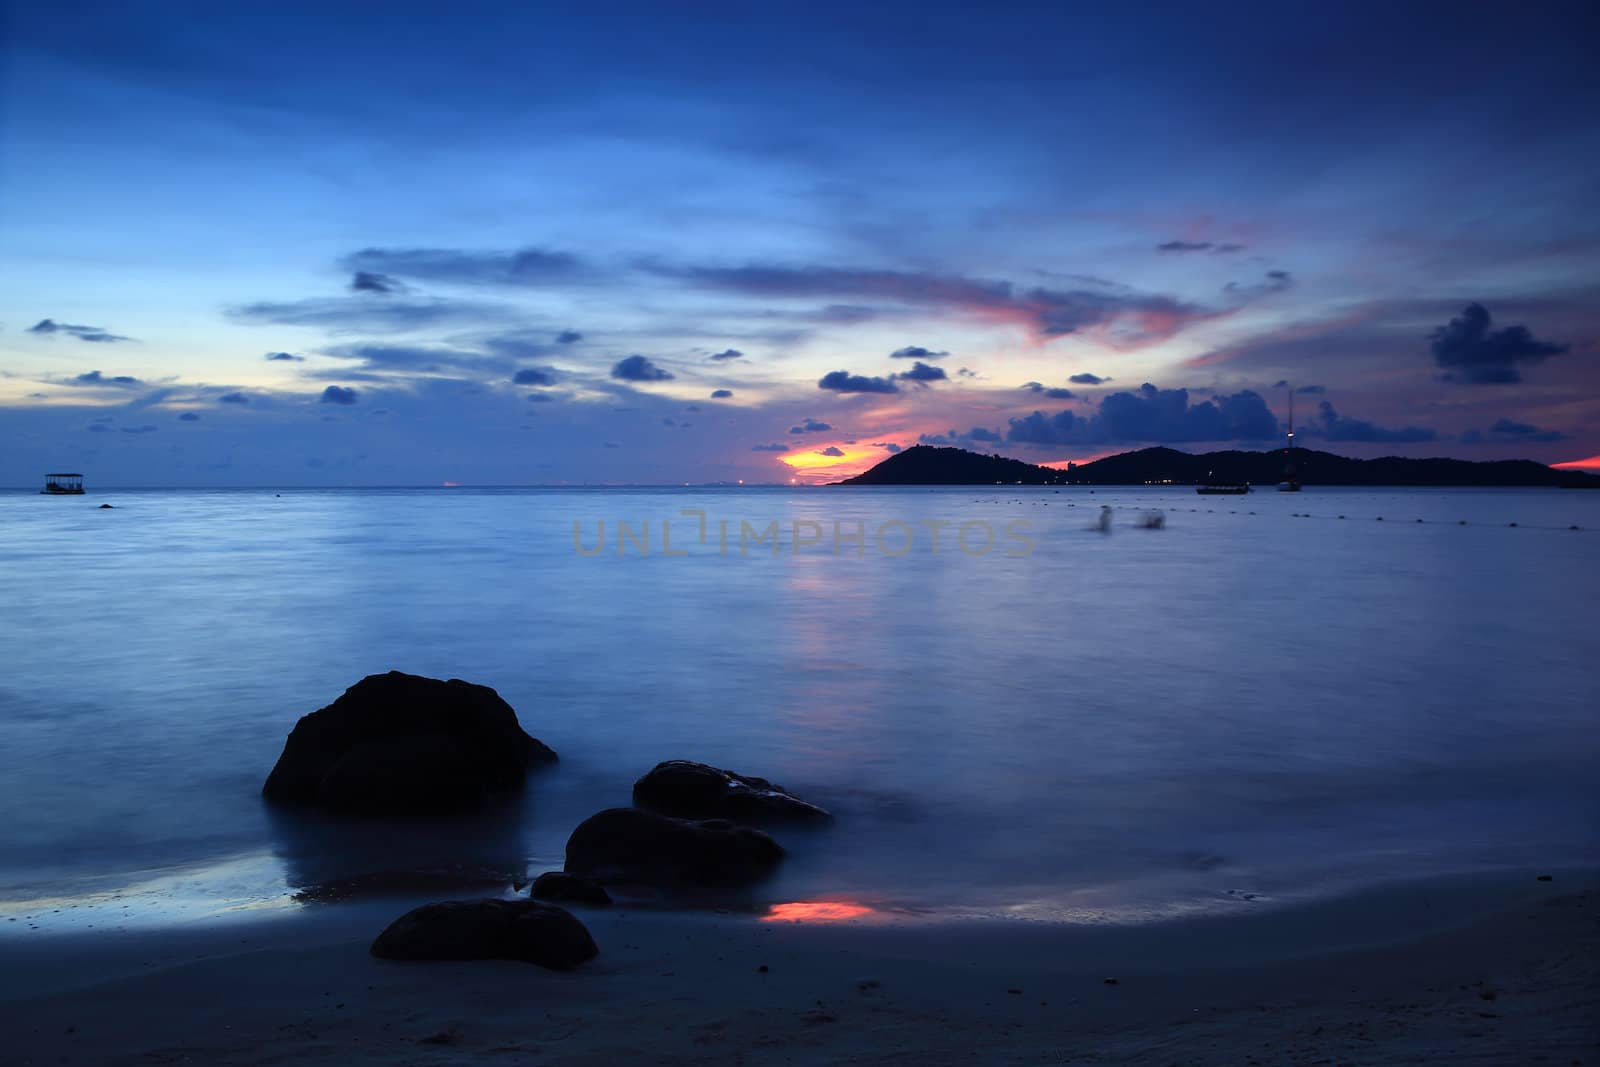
[177,412,201,421]
[512,367,558,386]
[893,361,947,384]
[710,389,734,398]
[1068,373,1106,385]
[890,345,948,359]
[660,263,1214,345]
[341,247,586,287]
[556,330,584,344]
[789,418,832,434]
[1022,381,1075,399]
[230,296,507,333]
[873,442,902,453]
[819,369,898,394]
[708,348,744,361]
[265,351,304,361]
[28,319,133,343]
[65,370,144,388]
[611,354,674,382]
[1156,240,1246,254]
[526,392,558,403]
[967,426,1001,442]
[1008,384,1279,445]
[816,446,846,457]
[1312,401,1435,443]
[320,385,359,405]
[350,271,400,293]
[1461,418,1567,444]
[1225,270,1294,296]
[218,392,249,404]
[1429,302,1568,384]
[121,425,158,434]
[751,442,788,451]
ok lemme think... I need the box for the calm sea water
[1,485,1596,928]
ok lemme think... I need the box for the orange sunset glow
[761,900,875,923]
[779,446,879,472]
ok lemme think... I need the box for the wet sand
[3,870,1595,1065]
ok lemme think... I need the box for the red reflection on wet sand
[762,900,873,923]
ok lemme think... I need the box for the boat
[1196,471,1249,495]
[41,473,85,495]
[1278,386,1301,492]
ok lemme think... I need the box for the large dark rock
[370,899,597,970]
[531,871,612,907]
[633,760,831,823]
[565,807,784,887]
[263,671,556,814]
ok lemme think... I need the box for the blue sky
[2,0,1596,485]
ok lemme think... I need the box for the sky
[2,0,1597,485]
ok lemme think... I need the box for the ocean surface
[1,485,1596,931]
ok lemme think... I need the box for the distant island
[834,445,1600,488]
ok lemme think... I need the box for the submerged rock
[370,898,597,970]
[262,671,556,815]
[565,807,784,887]
[531,871,612,906]
[632,760,831,823]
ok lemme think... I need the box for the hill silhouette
[835,444,1600,488]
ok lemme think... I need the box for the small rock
[370,898,597,970]
[530,871,612,907]
[633,760,831,823]
[418,1028,460,1045]
[1103,977,1120,986]
[1007,988,1023,995]
[1537,874,1553,882]
[757,964,769,973]
[564,807,784,887]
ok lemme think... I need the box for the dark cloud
[512,367,558,386]
[322,342,503,377]
[708,348,743,361]
[1008,384,1278,446]
[1022,381,1075,399]
[527,392,557,403]
[265,351,304,361]
[967,426,1001,442]
[893,361,947,384]
[751,442,788,452]
[120,425,157,434]
[1312,401,1435,443]
[1429,302,1568,384]
[28,319,133,343]
[556,329,584,344]
[350,271,400,293]
[341,247,586,287]
[178,412,201,421]
[1225,270,1294,296]
[660,264,1213,345]
[1156,240,1246,254]
[1297,384,1326,394]
[816,446,846,457]
[68,370,143,388]
[1461,418,1567,444]
[710,388,734,398]
[230,296,507,333]
[611,354,674,382]
[789,418,832,434]
[320,385,359,405]
[218,392,249,404]
[819,369,898,394]
[956,367,978,378]
[873,442,902,453]
[1069,372,1106,385]
[890,345,948,359]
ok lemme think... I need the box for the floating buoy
[1338,515,1345,519]
[1509,522,1518,528]
[1376,516,1383,521]
[1458,520,1466,525]
[1416,518,1423,523]
[1571,525,1581,531]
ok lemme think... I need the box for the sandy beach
[4,869,1594,1065]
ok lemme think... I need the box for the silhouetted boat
[41,473,85,495]
[1278,386,1301,492]
[1197,470,1249,495]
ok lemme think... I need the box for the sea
[1,485,1596,932]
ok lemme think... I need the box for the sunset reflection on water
[762,900,875,923]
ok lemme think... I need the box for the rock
[263,671,556,814]
[564,807,784,887]
[530,871,611,907]
[98,503,114,509]
[370,899,597,970]
[632,760,831,823]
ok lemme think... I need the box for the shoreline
[5,868,1595,1064]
